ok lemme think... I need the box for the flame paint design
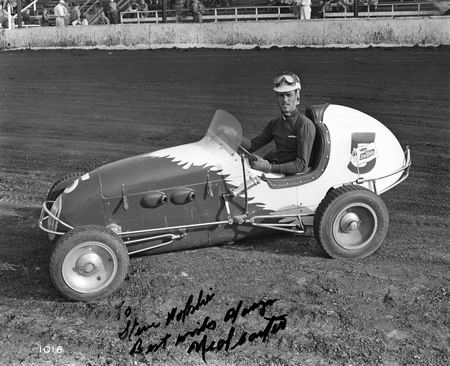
[146,138,299,214]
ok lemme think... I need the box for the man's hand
[250,156,272,173]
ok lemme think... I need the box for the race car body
[39,104,411,301]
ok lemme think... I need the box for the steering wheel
[238,145,258,162]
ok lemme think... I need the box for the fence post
[162,0,167,23]
[7,4,13,29]
[17,0,22,27]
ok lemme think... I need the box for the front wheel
[49,225,129,301]
[313,185,389,259]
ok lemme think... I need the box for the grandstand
[2,0,448,28]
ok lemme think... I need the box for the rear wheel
[50,225,129,301]
[47,172,84,201]
[313,185,389,259]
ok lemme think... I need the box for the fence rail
[323,1,445,18]
[121,6,296,23]
[120,1,446,23]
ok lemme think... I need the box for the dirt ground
[0,47,449,366]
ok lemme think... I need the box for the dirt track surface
[0,47,449,365]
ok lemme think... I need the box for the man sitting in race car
[241,71,316,176]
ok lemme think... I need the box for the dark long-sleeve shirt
[246,110,316,175]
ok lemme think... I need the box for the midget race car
[39,104,411,301]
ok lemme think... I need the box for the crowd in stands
[0,0,381,28]
[1,0,445,28]
[120,0,206,22]
[1,0,48,26]
[317,0,379,13]
[51,0,90,25]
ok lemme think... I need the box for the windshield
[204,110,243,155]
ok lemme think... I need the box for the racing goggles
[273,72,301,92]
[273,72,301,88]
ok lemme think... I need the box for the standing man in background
[300,0,311,19]
[108,0,119,24]
[190,0,204,23]
[69,2,81,25]
[54,0,69,26]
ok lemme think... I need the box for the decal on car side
[347,132,377,174]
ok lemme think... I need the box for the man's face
[277,90,298,115]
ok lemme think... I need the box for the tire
[49,225,129,301]
[313,185,389,259]
[47,172,85,201]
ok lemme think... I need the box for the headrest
[305,103,329,125]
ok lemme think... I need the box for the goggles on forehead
[273,72,301,88]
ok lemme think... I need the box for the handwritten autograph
[116,288,287,362]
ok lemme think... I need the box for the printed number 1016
[39,344,64,354]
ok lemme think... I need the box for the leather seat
[305,103,329,170]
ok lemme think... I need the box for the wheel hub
[75,252,101,276]
[339,212,360,233]
[332,203,378,250]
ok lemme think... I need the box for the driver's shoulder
[295,112,316,131]
[266,116,283,130]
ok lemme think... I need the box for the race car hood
[96,147,212,199]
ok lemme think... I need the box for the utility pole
[354,0,359,17]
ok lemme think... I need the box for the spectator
[175,0,186,22]
[41,8,50,26]
[98,7,110,24]
[22,7,30,23]
[72,12,88,25]
[127,0,138,18]
[291,0,300,19]
[335,0,350,12]
[108,0,119,24]
[319,0,347,15]
[101,0,110,20]
[299,0,311,19]
[190,0,204,23]
[318,0,330,15]
[2,0,17,15]
[148,0,160,10]
[137,0,148,18]
[0,6,8,28]
[69,2,81,24]
[54,0,69,26]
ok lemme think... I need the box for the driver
[241,71,316,175]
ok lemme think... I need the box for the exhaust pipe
[170,188,196,205]
[140,191,168,208]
